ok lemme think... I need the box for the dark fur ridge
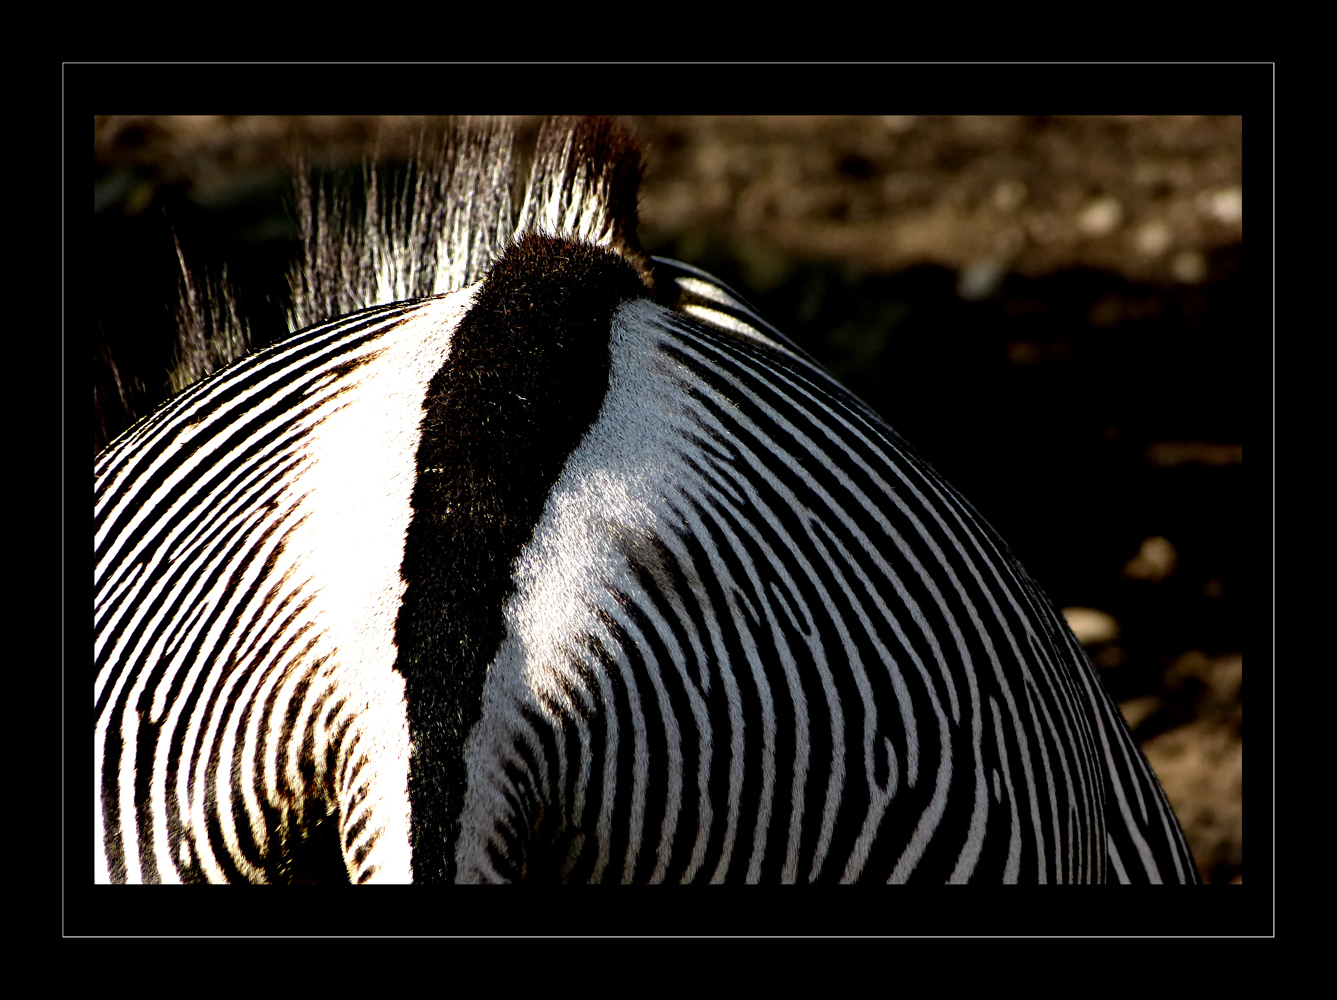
[394,233,650,881]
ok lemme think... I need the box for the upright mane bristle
[288,116,652,332]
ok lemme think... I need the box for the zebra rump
[94,116,1199,884]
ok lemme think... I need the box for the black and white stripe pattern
[95,295,465,883]
[94,116,1198,883]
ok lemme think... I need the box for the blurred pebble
[1122,535,1178,582]
[1135,219,1172,257]
[1199,185,1242,225]
[1079,196,1123,236]
[1062,606,1122,645]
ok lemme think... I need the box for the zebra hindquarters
[451,297,1124,883]
[95,114,1198,885]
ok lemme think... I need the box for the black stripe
[393,232,649,882]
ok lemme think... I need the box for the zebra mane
[167,116,652,399]
[287,115,651,331]
[169,233,251,396]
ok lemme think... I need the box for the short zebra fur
[94,116,1198,884]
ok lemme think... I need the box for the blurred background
[92,115,1244,883]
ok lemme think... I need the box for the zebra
[94,115,1199,884]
